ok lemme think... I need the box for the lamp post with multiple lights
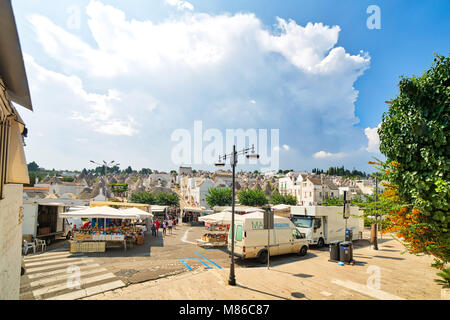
[215,144,259,286]
[89,160,120,201]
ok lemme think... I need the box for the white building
[0,1,33,299]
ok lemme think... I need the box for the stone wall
[0,184,23,300]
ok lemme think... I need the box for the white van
[290,206,364,247]
[227,212,309,263]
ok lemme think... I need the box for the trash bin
[339,241,353,263]
[345,229,353,242]
[329,241,341,261]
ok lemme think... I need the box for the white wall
[0,184,23,300]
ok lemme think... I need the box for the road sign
[264,209,274,229]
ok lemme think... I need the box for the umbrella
[198,211,236,225]
[121,207,153,219]
[59,206,140,220]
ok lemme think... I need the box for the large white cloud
[365,123,381,153]
[165,0,194,11]
[23,0,373,171]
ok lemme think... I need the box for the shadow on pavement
[81,232,161,258]
[235,283,289,300]
[373,255,405,261]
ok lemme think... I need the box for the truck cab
[291,215,326,247]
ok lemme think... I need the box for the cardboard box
[22,234,33,243]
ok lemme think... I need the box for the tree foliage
[238,189,268,207]
[130,191,179,207]
[269,190,297,205]
[205,187,232,208]
[378,54,449,276]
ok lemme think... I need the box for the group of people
[150,216,178,237]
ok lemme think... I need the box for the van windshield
[292,216,313,228]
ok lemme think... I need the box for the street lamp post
[215,144,259,286]
[90,160,120,201]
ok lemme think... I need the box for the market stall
[196,211,234,247]
[60,206,145,252]
[182,207,214,225]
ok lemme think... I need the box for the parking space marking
[194,251,222,269]
[331,279,405,300]
[179,259,193,271]
[179,258,212,271]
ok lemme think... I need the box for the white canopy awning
[223,206,264,214]
[198,211,236,225]
[59,206,140,220]
[121,207,153,219]
[271,204,292,211]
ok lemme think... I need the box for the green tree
[269,190,284,205]
[130,191,155,204]
[378,54,449,280]
[27,161,39,172]
[269,190,297,205]
[205,187,232,208]
[238,189,268,207]
[139,168,152,175]
[154,192,179,207]
[124,166,133,174]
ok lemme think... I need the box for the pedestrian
[173,217,176,230]
[151,222,156,237]
[167,218,173,235]
[155,219,160,237]
[162,220,167,236]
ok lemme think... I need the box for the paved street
[20,251,126,300]
[84,231,442,300]
[20,223,443,300]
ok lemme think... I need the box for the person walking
[155,219,160,237]
[167,218,173,235]
[162,220,167,236]
[151,221,156,237]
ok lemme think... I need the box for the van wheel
[317,238,324,248]
[299,246,308,256]
[257,250,268,264]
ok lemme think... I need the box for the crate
[74,233,84,241]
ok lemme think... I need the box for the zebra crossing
[20,250,126,300]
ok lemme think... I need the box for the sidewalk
[84,235,443,300]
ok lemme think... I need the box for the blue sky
[12,0,450,173]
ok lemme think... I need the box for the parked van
[290,206,364,247]
[227,211,309,263]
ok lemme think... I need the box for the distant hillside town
[24,162,382,209]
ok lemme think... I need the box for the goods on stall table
[201,233,227,243]
[70,241,106,253]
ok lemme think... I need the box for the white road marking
[26,259,94,273]
[181,227,196,244]
[25,256,87,267]
[46,280,125,300]
[33,273,116,298]
[331,279,405,300]
[320,291,332,297]
[29,268,108,287]
[26,263,101,279]
[24,251,73,260]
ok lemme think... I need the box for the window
[292,229,304,239]
[236,225,243,241]
[314,218,321,229]
[292,216,313,228]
